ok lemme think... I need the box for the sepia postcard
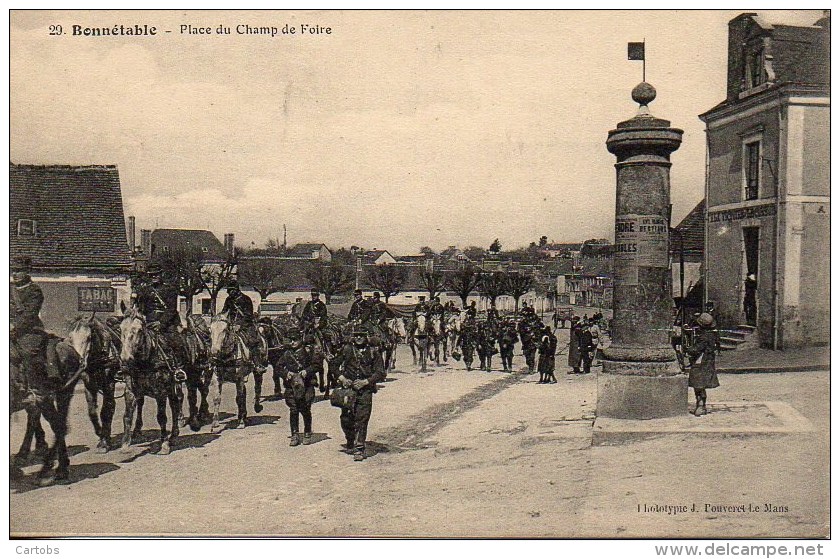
[7,8,830,546]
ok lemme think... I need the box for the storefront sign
[78,286,116,312]
[614,214,669,285]
[708,203,776,223]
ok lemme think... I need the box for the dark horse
[66,315,122,453]
[180,315,213,432]
[10,334,82,485]
[118,309,182,454]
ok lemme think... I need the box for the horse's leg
[83,381,103,440]
[235,376,247,429]
[253,369,264,413]
[121,376,137,452]
[409,340,417,365]
[209,367,224,434]
[272,363,283,397]
[155,393,170,455]
[442,336,448,362]
[166,386,180,453]
[187,375,200,432]
[53,393,73,481]
[133,394,145,440]
[36,397,67,484]
[199,369,211,423]
[419,339,427,373]
[98,381,116,453]
[176,381,187,428]
[15,407,37,463]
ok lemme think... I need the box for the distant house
[362,249,397,266]
[439,246,471,264]
[538,243,579,259]
[149,228,229,263]
[10,163,133,331]
[670,200,705,309]
[286,243,332,262]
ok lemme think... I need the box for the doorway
[742,227,759,326]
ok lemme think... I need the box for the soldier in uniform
[300,288,329,353]
[428,296,446,338]
[518,317,538,374]
[497,318,518,373]
[276,335,321,445]
[333,329,386,461]
[412,295,429,319]
[221,280,264,369]
[464,301,478,321]
[10,256,54,392]
[347,289,368,323]
[134,264,185,376]
[456,318,478,371]
[538,324,558,383]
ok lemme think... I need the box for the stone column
[598,82,686,419]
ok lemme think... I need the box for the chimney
[140,229,152,255]
[224,233,235,254]
[127,216,136,252]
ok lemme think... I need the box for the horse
[180,315,212,431]
[382,317,406,370]
[10,333,82,485]
[425,313,444,366]
[409,313,440,372]
[118,309,182,454]
[207,312,257,433]
[66,315,122,453]
[443,311,462,362]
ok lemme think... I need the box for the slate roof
[288,243,329,255]
[150,229,229,262]
[671,200,705,256]
[10,163,132,272]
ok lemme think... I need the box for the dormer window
[17,219,37,236]
[748,48,765,88]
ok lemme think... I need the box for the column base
[597,360,687,419]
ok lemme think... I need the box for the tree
[152,246,205,315]
[238,257,293,300]
[365,264,407,303]
[201,248,239,314]
[331,247,356,266]
[463,245,487,262]
[478,271,508,309]
[539,235,548,247]
[420,269,446,300]
[306,262,354,304]
[419,246,436,256]
[505,271,535,312]
[445,265,483,307]
[489,239,502,253]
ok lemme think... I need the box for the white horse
[443,312,462,361]
[383,317,407,370]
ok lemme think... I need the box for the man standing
[333,329,386,461]
[498,319,518,373]
[277,336,321,446]
[464,300,478,321]
[10,256,54,390]
[538,324,557,383]
[579,320,597,374]
[518,318,538,374]
[743,274,757,326]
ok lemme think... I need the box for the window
[201,247,209,253]
[201,299,213,315]
[749,49,765,88]
[17,219,37,236]
[744,141,761,200]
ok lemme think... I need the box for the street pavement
[9,328,829,538]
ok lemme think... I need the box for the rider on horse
[133,263,186,381]
[300,288,329,355]
[348,289,369,323]
[221,280,264,370]
[10,256,56,396]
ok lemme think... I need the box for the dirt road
[10,332,829,538]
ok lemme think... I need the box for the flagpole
[643,38,646,82]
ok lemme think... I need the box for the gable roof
[289,243,328,253]
[671,200,705,256]
[10,163,132,272]
[150,229,229,262]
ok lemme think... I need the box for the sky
[9,9,825,255]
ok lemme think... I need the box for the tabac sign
[78,286,116,312]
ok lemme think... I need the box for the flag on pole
[627,42,645,60]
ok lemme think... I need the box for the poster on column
[614,214,669,285]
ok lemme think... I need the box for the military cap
[11,255,32,272]
[310,288,320,295]
[352,327,369,336]
[696,313,714,328]
[146,263,162,274]
[373,291,381,298]
[354,289,363,295]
